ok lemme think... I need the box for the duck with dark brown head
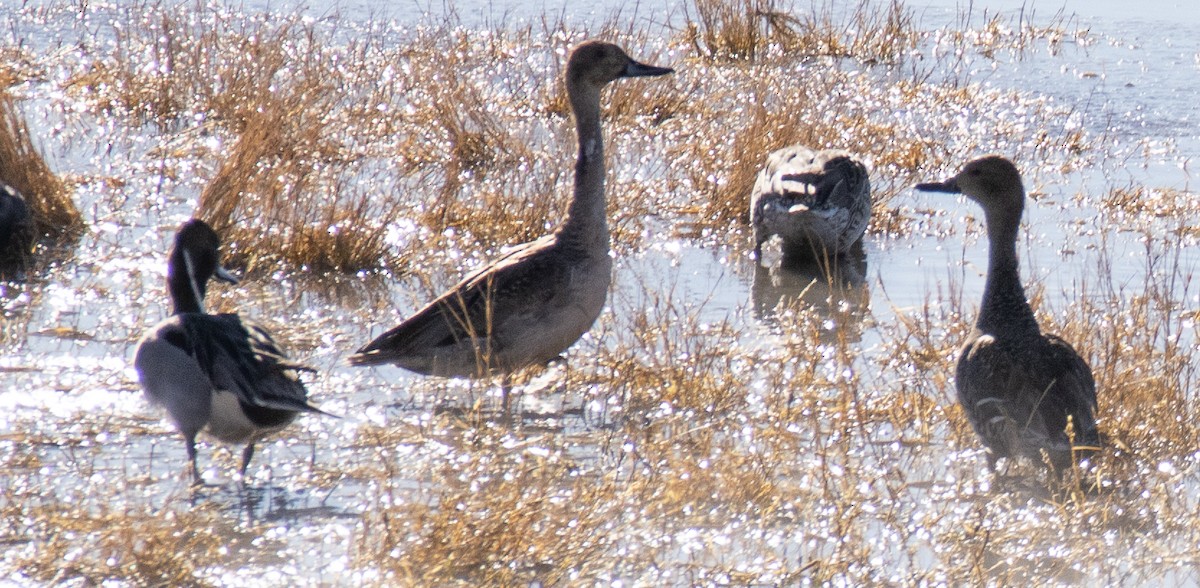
[918,156,1099,475]
[349,41,673,412]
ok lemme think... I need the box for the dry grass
[67,4,410,273]
[46,0,949,271]
[67,5,318,130]
[389,24,686,261]
[172,16,409,273]
[8,502,224,587]
[779,0,917,64]
[393,28,563,253]
[685,0,781,62]
[947,5,1091,59]
[25,0,1092,273]
[196,78,402,273]
[686,0,918,64]
[0,87,82,242]
[358,448,619,585]
[602,286,753,416]
[0,419,225,586]
[117,11,684,273]
[1101,184,1196,219]
[0,283,36,344]
[1051,232,1200,473]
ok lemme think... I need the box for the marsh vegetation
[2,0,1199,585]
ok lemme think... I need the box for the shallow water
[3,0,1200,585]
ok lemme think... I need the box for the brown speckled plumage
[349,42,673,407]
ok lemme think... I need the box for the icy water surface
[3,0,1200,585]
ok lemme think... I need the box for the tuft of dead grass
[64,4,407,273]
[0,88,82,243]
[8,503,224,587]
[356,440,619,585]
[1101,184,1196,219]
[184,17,406,273]
[945,5,1091,60]
[68,6,319,130]
[781,0,918,64]
[685,0,781,62]
[601,282,755,417]
[197,83,402,273]
[685,0,918,64]
[401,30,561,251]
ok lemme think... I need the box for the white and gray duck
[134,219,330,485]
[750,145,871,261]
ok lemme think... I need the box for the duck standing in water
[917,156,1099,473]
[0,182,34,267]
[750,145,871,261]
[349,41,673,410]
[135,219,329,484]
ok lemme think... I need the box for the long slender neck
[167,251,206,315]
[976,208,1039,335]
[555,81,609,254]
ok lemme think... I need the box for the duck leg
[240,441,257,481]
[185,433,203,486]
[500,375,513,414]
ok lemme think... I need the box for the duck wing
[181,313,327,415]
[1042,334,1099,444]
[816,156,871,212]
[350,235,560,364]
[956,335,1036,455]
[956,333,1098,458]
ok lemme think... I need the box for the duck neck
[167,251,206,315]
[976,210,1038,335]
[556,82,609,254]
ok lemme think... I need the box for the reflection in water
[1,237,82,348]
[751,246,870,343]
[192,480,353,528]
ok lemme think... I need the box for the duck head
[916,155,1026,215]
[567,41,674,89]
[167,219,239,314]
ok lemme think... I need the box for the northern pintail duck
[134,219,329,484]
[750,145,871,260]
[917,156,1099,473]
[0,182,33,266]
[349,41,674,409]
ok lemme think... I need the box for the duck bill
[622,59,674,78]
[214,264,240,285]
[915,178,960,194]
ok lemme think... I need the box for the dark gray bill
[623,60,674,78]
[915,179,960,193]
